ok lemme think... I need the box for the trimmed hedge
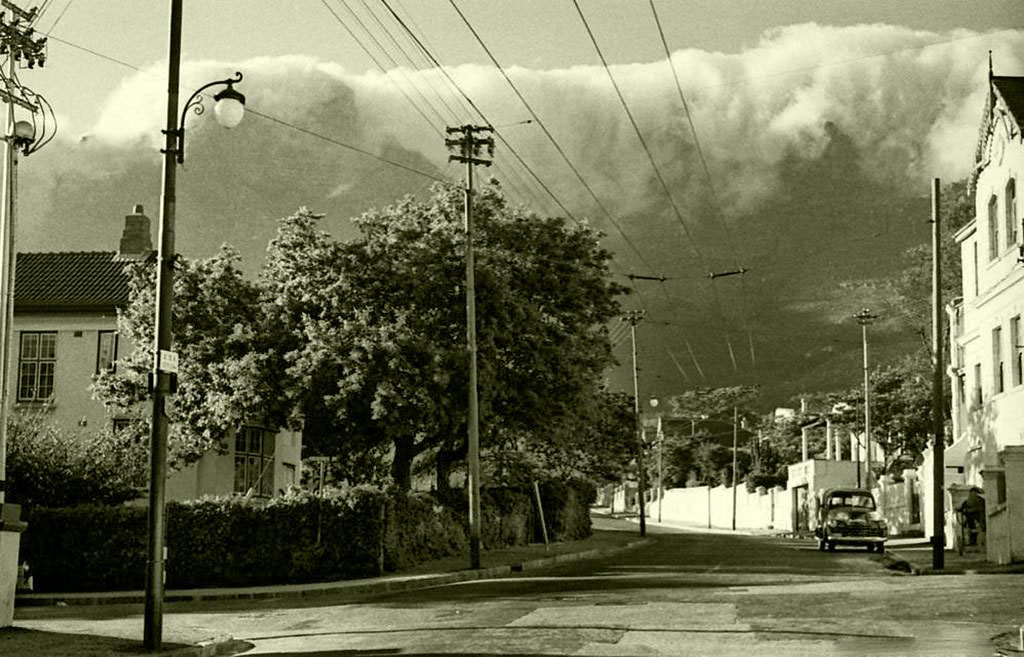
[21,480,594,593]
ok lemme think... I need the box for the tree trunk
[435,439,467,498]
[391,436,415,490]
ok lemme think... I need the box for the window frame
[1012,316,1023,388]
[988,194,1000,261]
[993,326,1004,394]
[233,426,275,497]
[972,363,983,407]
[17,331,57,403]
[1007,178,1018,248]
[96,330,118,374]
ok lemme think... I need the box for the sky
[10,0,1024,409]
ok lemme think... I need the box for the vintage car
[815,487,887,552]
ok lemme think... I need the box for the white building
[947,69,1024,564]
[11,205,301,501]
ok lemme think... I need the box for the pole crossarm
[0,5,46,69]
[854,308,878,325]
[627,273,668,282]
[446,124,494,168]
[623,309,646,325]
[707,267,748,279]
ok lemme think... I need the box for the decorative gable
[974,74,1024,190]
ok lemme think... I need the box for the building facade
[947,71,1024,564]
[11,205,301,501]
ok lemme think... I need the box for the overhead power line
[447,0,656,271]
[570,0,706,270]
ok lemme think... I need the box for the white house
[11,205,301,501]
[947,68,1024,564]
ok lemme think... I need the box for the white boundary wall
[646,484,792,532]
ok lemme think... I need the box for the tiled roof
[993,76,1024,128]
[15,251,133,310]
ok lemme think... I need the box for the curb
[164,637,251,657]
[17,538,651,608]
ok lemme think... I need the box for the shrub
[20,479,595,592]
[5,409,147,508]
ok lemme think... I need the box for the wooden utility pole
[731,406,738,531]
[931,178,945,570]
[0,0,47,509]
[625,309,646,537]
[854,308,878,487]
[446,124,493,569]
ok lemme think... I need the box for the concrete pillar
[0,504,28,627]
[835,428,843,461]
[801,427,809,462]
[850,431,858,465]
[825,419,833,460]
[1001,446,1024,563]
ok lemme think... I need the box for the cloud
[18,23,1024,404]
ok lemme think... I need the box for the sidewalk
[882,537,1024,575]
[1,514,648,657]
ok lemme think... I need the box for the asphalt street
[10,517,1022,656]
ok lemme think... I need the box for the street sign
[158,350,179,374]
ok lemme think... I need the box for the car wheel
[865,544,874,552]
[876,543,885,554]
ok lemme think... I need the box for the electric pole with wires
[0,0,53,629]
[446,124,493,570]
[624,308,647,537]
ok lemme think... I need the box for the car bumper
[828,535,886,545]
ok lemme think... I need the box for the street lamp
[144,2,245,650]
[649,397,663,523]
[854,308,878,489]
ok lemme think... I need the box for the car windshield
[827,493,875,510]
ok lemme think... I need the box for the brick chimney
[117,204,153,259]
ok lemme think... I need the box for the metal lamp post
[649,397,662,523]
[144,2,245,649]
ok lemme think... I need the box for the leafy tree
[265,184,626,489]
[93,246,285,468]
[94,185,625,491]
[661,386,760,487]
[832,350,935,474]
[667,386,760,422]
[5,408,147,507]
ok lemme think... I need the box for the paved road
[183,522,1020,656]
[12,520,1020,656]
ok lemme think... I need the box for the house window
[17,331,56,402]
[1007,178,1018,247]
[96,331,118,374]
[234,426,275,497]
[1012,316,1023,388]
[972,241,979,296]
[987,194,999,260]
[972,363,982,407]
[993,326,1004,394]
